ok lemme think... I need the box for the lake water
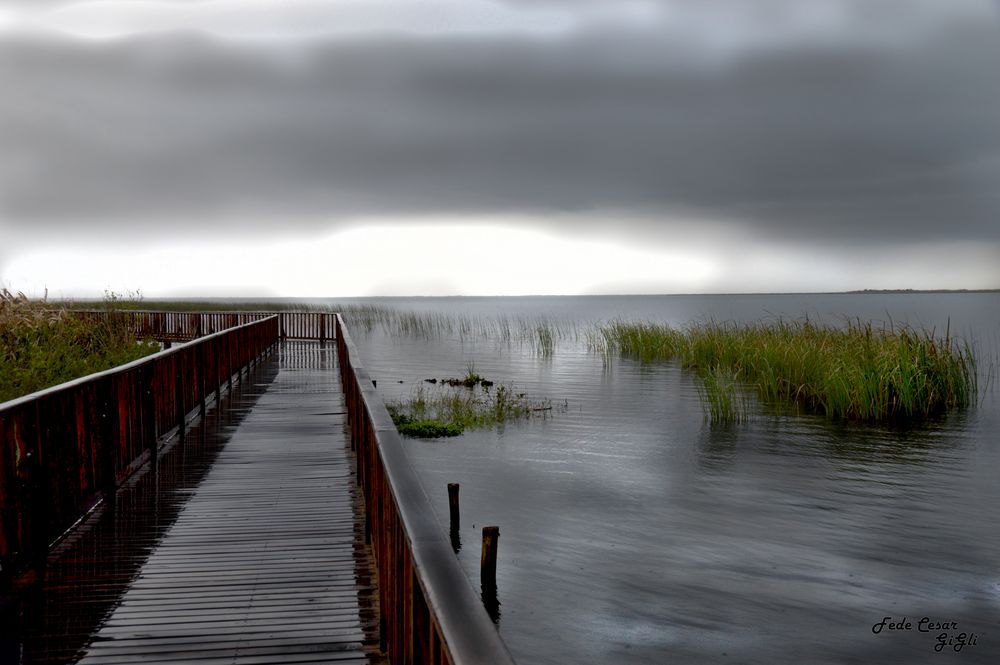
[331,293,1000,664]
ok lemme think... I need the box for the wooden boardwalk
[12,341,384,664]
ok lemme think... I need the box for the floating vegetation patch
[433,362,495,388]
[386,378,554,439]
[595,319,978,423]
[1,289,160,403]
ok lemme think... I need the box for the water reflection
[696,411,971,470]
[694,423,743,468]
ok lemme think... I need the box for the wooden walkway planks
[13,341,384,665]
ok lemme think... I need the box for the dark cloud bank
[1,1,999,257]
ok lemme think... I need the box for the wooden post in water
[481,526,499,587]
[481,526,501,622]
[448,483,461,552]
[448,483,460,532]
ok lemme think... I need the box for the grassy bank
[594,319,977,422]
[1,290,159,403]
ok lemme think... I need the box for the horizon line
[47,287,1000,301]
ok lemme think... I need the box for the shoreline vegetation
[16,294,987,424]
[1,290,159,404]
[63,299,573,356]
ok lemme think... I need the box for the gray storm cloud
[1,0,999,255]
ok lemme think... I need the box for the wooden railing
[73,310,335,342]
[335,314,516,665]
[0,316,279,581]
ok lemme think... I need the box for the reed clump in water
[596,319,977,422]
[387,381,552,438]
[1,290,160,403]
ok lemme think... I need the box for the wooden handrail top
[68,309,321,315]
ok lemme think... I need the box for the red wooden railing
[336,314,516,665]
[0,316,279,579]
[73,310,335,342]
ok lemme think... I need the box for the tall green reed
[596,318,978,423]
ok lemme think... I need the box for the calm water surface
[335,294,1000,664]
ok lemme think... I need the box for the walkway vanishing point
[0,312,515,665]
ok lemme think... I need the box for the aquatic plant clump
[1,290,160,403]
[596,319,978,423]
[389,413,464,438]
[435,362,495,388]
[387,381,553,438]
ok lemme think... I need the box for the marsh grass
[67,299,578,353]
[1,290,159,403]
[533,324,555,358]
[596,319,977,423]
[387,382,552,438]
[697,367,755,424]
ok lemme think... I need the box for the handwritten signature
[871,616,979,653]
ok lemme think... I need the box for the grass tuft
[387,382,552,438]
[696,366,755,423]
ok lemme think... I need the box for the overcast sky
[1,0,999,297]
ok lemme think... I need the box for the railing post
[214,341,221,404]
[142,364,157,468]
[175,358,186,442]
[25,402,48,564]
[98,381,118,511]
[198,344,207,419]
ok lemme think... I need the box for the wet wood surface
[11,341,384,665]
